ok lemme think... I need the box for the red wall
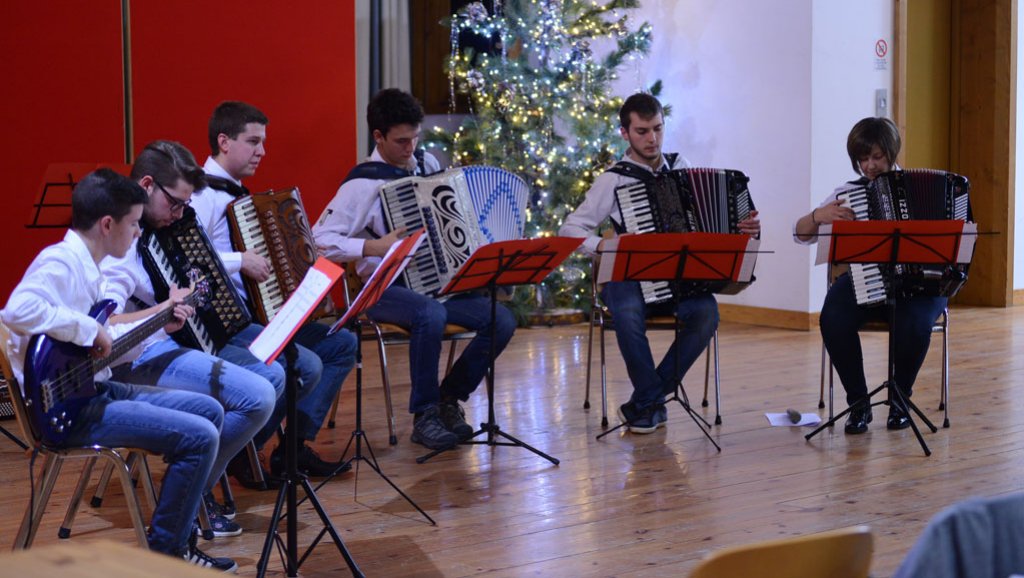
[0,2,127,301]
[0,1,357,302]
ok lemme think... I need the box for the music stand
[416,237,584,465]
[248,258,362,578]
[593,232,760,451]
[312,231,435,525]
[805,220,976,457]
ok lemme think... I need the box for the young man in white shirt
[190,102,357,478]
[2,169,235,571]
[313,88,516,451]
[560,93,760,433]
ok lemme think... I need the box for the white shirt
[559,153,690,256]
[792,170,893,246]
[2,231,144,387]
[100,241,171,357]
[312,148,442,279]
[191,157,247,297]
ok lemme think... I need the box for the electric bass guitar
[23,289,203,446]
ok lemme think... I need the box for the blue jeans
[600,281,719,409]
[291,322,357,441]
[820,273,947,406]
[367,285,516,413]
[63,381,222,557]
[223,323,326,450]
[115,331,278,490]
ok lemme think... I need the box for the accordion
[837,169,972,306]
[227,188,335,325]
[379,165,529,297]
[138,207,251,354]
[614,167,756,303]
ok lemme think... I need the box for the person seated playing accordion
[792,117,949,435]
[313,88,516,451]
[560,93,760,434]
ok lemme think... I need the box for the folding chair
[1,322,155,550]
[583,258,721,427]
[818,267,950,427]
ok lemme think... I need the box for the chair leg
[15,453,64,550]
[941,315,950,427]
[134,453,157,512]
[818,343,827,409]
[585,310,596,410]
[445,339,459,374]
[57,456,98,539]
[102,450,150,547]
[89,459,116,508]
[219,473,235,514]
[245,440,266,489]
[327,385,342,429]
[701,338,711,408]
[377,336,398,445]
[197,498,214,541]
[828,355,835,422]
[711,331,721,425]
[598,317,609,427]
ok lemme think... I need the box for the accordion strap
[606,152,679,182]
[344,149,432,183]
[205,175,250,198]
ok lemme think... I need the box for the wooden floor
[2,305,1023,577]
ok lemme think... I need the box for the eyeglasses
[155,180,190,211]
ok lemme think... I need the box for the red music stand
[594,232,760,450]
[415,236,584,465]
[805,220,976,456]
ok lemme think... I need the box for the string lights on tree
[425,0,660,320]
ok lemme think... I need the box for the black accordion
[837,169,972,305]
[138,207,251,354]
[614,167,756,303]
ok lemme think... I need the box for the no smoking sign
[875,39,888,58]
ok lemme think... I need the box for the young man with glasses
[189,101,357,484]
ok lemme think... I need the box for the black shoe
[887,403,911,430]
[438,400,474,440]
[617,401,658,434]
[184,529,238,573]
[226,451,281,491]
[270,443,352,478]
[844,404,873,435]
[411,406,460,450]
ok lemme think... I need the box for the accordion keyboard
[836,187,887,306]
[143,234,217,354]
[230,197,285,316]
[379,179,445,295]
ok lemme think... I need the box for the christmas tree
[424,0,659,322]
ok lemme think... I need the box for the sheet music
[249,258,342,364]
[327,230,426,333]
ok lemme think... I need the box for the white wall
[618,0,892,314]
[1015,5,1024,290]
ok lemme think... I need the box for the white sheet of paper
[248,265,333,363]
[765,412,822,427]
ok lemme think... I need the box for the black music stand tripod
[417,237,583,465]
[257,341,362,578]
[592,233,757,451]
[805,222,971,457]
[312,233,435,524]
